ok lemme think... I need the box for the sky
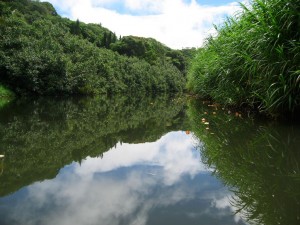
[41,0,243,49]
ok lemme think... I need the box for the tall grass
[187,0,300,117]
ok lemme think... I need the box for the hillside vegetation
[187,0,300,118]
[0,0,193,96]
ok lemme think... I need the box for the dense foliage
[0,0,187,95]
[0,94,188,196]
[188,99,300,225]
[111,36,195,73]
[187,0,300,117]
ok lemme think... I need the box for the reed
[187,0,300,117]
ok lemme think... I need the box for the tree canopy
[0,0,193,96]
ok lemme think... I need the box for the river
[0,95,299,225]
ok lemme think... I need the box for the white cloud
[42,0,241,49]
[124,0,162,12]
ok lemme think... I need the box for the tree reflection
[0,94,187,197]
[0,157,4,176]
[188,99,300,225]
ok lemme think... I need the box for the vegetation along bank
[187,0,300,118]
[1,0,299,120]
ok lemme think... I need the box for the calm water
[0,95,299,225]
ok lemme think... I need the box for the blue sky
[42,0,243,49]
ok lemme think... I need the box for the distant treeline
[0,0,195,96]
[187,0,300,118]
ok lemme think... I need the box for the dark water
[0,95,299,225]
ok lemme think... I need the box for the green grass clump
[187,0,300,117]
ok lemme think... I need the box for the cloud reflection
[76,132,206,185]
[1,132,246,225]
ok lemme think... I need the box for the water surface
[0,95,299,225]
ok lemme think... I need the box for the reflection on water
[0,157,3,176]
[0,94,187,196]
[0,132,245,225]
[1,95,299,225]
[188,99,300,225]
[0,95,246,225]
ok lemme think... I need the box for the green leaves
[188,0,300,118]
[0,1,186,96]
